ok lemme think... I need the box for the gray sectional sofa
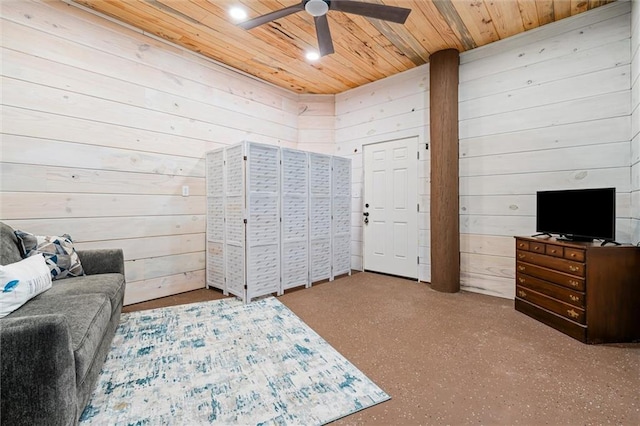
[0,222,126,425]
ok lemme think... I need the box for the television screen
[536,188,616,241]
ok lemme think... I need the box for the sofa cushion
[0,254,52,318]
[15,231,85,280]
[0,222,23,266]
[7,293,112,388]
[33,273,125,316]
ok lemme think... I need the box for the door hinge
[417,256,420,264]
[425,143,429,150]
[417,203,420,212]
[244,284,247,290]
[417,151,420,160]
[243,155,247,160]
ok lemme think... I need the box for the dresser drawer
[516,250,585,277]
[516,285,586,324]
[530,242,546,254]
[515,299,587,342]
[564,248,585,262]
[516,273,585,308]
[545,245,563,258]
[516,240,530,251]
[516,261,585,291]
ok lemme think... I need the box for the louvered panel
[206,197,224,241]
[282,241,308,290]
[283,196,308,240]
[332,156,352,278]
[246,244,280,300]
[206,149,225,291]
[225,243,245,299]
[310,239,332,282]
[249,143,280,193]
[310,154,332,196]
[332,234,351,276]
[225,196,244,245]
[309,153,332,283]
[332,156,352,197]
[310,196,332,239]
[225,144,244,196]
[248,194,279,245]
[282,149,308,194]
[224,143,246,300]
[246,142,280,300]
[206,242,224,290]
[281,148,309,291]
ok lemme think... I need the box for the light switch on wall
[182,185,189,197]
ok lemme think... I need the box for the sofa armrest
[77,249,125,275]
[0,315,78,426]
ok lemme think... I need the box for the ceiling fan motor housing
[305,0,329,17]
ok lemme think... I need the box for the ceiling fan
[238,0,411,57]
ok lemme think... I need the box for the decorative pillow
[0,254,52,318]
[14,231,85,280]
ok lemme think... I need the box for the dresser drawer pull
[567,309,580,319]
[568,280,580,288]
[549,249,557,254]
[518,243,526,248]
[533,246,541,251]
[518,290,527,298]
[569,295,579,302]
[568,266,580,272]
[518,278,525,284]
[518,266,525,272]
[569,253,576,258]
[517,253,525,259]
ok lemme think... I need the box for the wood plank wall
[297,94,336,155]
[632,1,640,244]
[334,66,431,280]
[458,1,632,299]
[0,0,299,305]
[336,1,633,298]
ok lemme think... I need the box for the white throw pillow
[0,254,52,318]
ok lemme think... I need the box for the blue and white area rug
[80,297,389,425]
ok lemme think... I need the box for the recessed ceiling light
[229,7,247,21]
[306,51,320,61]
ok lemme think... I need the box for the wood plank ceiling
[71,0,616,94]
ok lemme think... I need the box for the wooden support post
[430,49,460,293]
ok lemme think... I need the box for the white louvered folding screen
[332,156,352,279]
[281,148,309,291]
[309,153,333,283]
[224,143,246,300]
[206,143,351,302]
[205,149,225,291]
[245,143,281,300]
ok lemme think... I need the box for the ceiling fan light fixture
[305,0,328,17]
[306,51,320,61]
[229,7,247,21]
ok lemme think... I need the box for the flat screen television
[536,187,616,242]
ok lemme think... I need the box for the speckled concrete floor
[124,272,640,425]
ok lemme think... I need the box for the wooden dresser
[514,236,640,343]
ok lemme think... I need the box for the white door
[363,137,418,279]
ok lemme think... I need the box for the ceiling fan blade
[238,2,305,30]
[330,0,411,24]
[314,14,335,56]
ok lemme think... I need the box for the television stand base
[531,233,552,238]
[557,235,594,243]
[600,240,621,246]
